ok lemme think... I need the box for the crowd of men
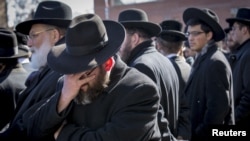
[0,1,249,141]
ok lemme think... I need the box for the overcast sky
[61,0,94,17]
[7,0,94,27]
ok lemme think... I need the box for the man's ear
[104,57,114,71]
[51,29,61,44]
[207,31,213,41]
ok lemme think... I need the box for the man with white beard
[0,1,72,141]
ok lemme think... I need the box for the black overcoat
[185,42,235,139]
[0,39,64,140]
[230,39,250,129]
[127,40,190,139]
[25,56,163,141]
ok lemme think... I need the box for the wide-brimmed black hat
[226,8,250,25]
[0,29,29,59]
[159,20,187,41]
[118,8,161,37]
[15,1,72,35]
[183,7,225,42]
[47,14,125,74]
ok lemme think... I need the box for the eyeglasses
[231,26,240,31]
[28,28,54,40]
[185,31,205,37]
[85,67,96,76]
[79,67,97,80]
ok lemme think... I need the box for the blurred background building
[0,0,247,30]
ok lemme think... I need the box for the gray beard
[74,92,97,105]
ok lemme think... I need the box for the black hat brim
[183,8,225,42]
[15,19,71,35]
[226,18,250,26]
[0,47,29,59]
[47,20,125,74]
[121,21,161,37]
[159,30,187,41]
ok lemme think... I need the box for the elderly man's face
[27,24,56,69]
[74,66,110,105]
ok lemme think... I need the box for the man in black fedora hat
[0,28,30,132]
[118,8,180,141]
[226,7,250,131]
[155,19,191,140]
[183,7,235,140]
[22,13,162,141]
[221,25,238,64]
[0,1,72,140]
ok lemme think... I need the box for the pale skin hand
[54,72,95,139]
[57,72,96,113]
[54,58,114,140]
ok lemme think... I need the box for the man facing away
[155,19,192,140]
[118,8,187,141]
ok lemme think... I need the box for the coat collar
[234,39,250,60]
[104,54,129,93]
[127,40,155,64]
[185,43,219,92]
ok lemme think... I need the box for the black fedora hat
[226,8,250,25]
[14,30,27,45]
[0,29,29,59]
[159,20,187,41]
[47,13,125,74]
[183,7,225,42]
[118,8,161,37]
[15,1,72,35]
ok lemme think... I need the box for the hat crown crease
[66,14,109,56]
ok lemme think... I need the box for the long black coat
[0,63,29,130]
[0,39,65,140]
[25,56,162,141]
[185,42,235,140]
[126,40,190,139]
[230,39,250,129]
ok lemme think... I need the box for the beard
[229,42,240,52]
[74,67,110,105]
[30,37,52,70]
[119,36,133,63]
